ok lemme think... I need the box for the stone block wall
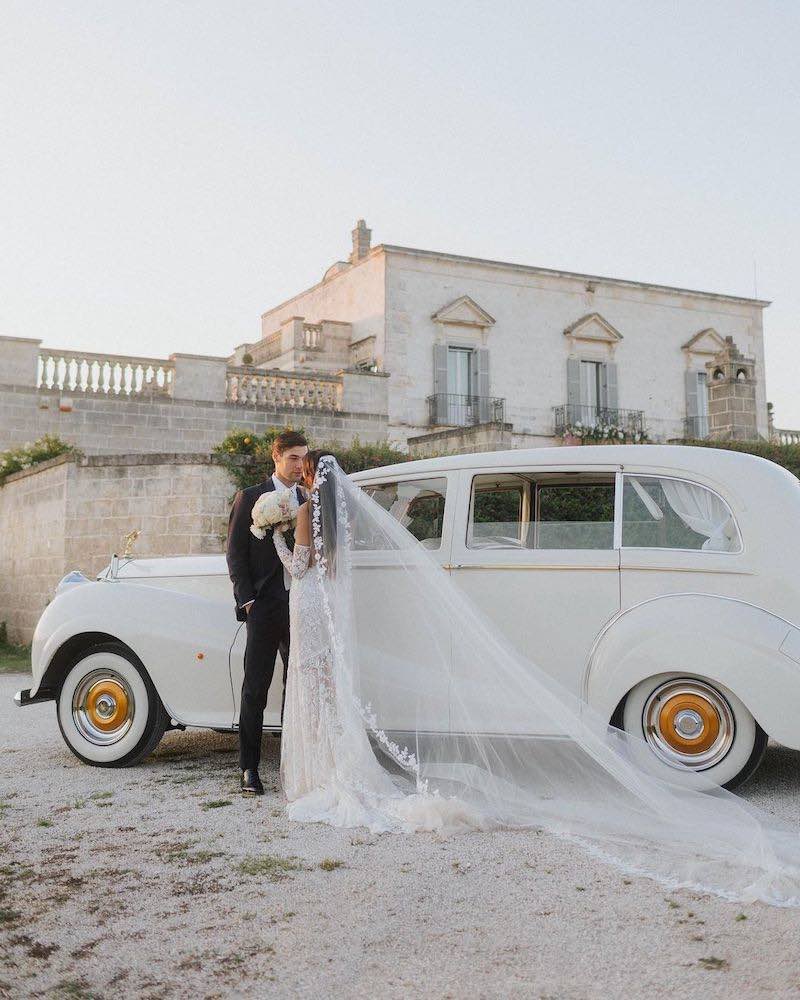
[0,453,236,643]
[0,384,389,457]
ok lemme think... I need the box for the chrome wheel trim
[71,668,135,746]
[642,678,735,771]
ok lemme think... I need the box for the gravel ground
[2,670,800,1000]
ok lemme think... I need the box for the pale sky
[2,1,799,425]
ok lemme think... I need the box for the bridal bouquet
[250,489,299,539]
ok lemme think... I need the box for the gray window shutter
[566,358,581,420]
[601,362,618,411]
[433,343,448,397]
[685,369,699,438]
[475,348,490,422]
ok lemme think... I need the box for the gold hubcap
[72,667,135,746]
[85,679,130,732]
[643,679,734,771]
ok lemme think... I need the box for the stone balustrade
[775,428,800,446]
[38,347,174,396]
[225,366,342,410]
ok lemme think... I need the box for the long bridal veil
[310,456,800,907]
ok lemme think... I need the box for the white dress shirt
[272,473,298,591]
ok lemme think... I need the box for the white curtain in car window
[659,479,737,551]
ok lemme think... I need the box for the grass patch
[0,908,21,926]
[0,622,30,674]
[201,799,232,811]
[319,858,344,872]
[698,956,730,970]
[89,791,113,800]
[237,855,302,880]
[36,819,53,828]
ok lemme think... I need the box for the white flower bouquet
[250,489,300,539]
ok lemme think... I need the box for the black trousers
[238,591,290,771]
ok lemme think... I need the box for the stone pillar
[0,335,41,386]
[339,368,389,414]
[706,337,759,441]
[169,354,229,402]
[349,219,372,264]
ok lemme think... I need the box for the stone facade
[0,452,234,643]
[0,335,389,456]
[246,224,770,449]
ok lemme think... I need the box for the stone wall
[0,453,235,643]
[0,382,389,456]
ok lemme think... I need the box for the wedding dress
[271,456,800,907]
[273,527,482,833]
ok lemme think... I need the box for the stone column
[170,354,229,402]
[339,368,389,414]
[0,335,41,387]
[706,337,759,441]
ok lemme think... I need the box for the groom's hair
[271,429,308,457]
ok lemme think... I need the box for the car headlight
[55,570,89,595]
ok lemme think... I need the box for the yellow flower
[243,437,251,445]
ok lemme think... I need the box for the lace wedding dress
[268,457,800,907]
[272,527,483,833]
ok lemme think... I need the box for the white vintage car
[14,445,800,788]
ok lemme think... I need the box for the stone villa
[0,219,784,462]
[237,220,774,453]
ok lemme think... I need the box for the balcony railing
[37,348,174,396]
[225,367,341,410]
[684,415,711,439]
[427,393,505,428]
[553,404,645,435]
[775,427,800,445]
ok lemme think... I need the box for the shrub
[0,435,78,486]
[213,428,411,491]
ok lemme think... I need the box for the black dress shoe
[241,769,264,795]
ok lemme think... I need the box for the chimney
[349,219,372,264]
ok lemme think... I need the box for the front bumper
[13,687,55,707]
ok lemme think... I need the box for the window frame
[619,472,743,555]
[357,472,454,553]
[466,471,617,553]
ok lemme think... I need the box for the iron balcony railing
[553,403,645,435]
[427,393,505,428]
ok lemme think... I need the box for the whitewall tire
[56,642,168,767]
[618,673,767,790]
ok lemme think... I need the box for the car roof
[349,444,793,488]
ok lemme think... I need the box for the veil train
[305,456,800,908]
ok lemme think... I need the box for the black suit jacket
[225,479,304,622]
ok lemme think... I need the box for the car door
[448,464,621,735]
[350,472,457,733]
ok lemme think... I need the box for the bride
[272,451,800,908]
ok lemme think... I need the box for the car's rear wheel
[56,642,168,767]
[615,673,768,790]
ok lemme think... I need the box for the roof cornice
[378,244,770,308]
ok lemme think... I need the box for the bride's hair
[304,450,338,575]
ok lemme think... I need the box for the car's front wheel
[615,673,767,790]
[56,642,169,767]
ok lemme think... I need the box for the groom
[225,429,308,794]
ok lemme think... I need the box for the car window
[468,475,615,550]
[535,483,615,550]
[471,487,524,545]
[360,478,448,549]
[621,475,741,552]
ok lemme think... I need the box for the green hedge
[0,435,78,486]
[212,428,412,492]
